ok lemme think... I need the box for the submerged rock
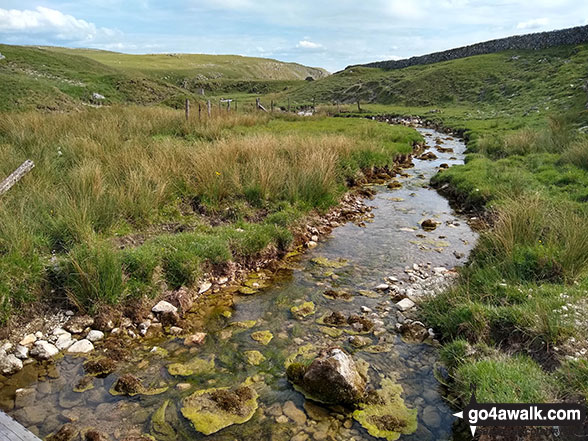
[311,257,348,268]
[167,357,215,376]
[150,400,176,441]
[320,311,347,326]
[291,302,316,319]
[251,330,273,345]
[421,219,438,231]
[243,350,266,366]
[110,374,168,396]
[287,347,367,405]
[181,382,259,435]
[46,423,79,441]
[353,378,417,441]
[84,357,116,376]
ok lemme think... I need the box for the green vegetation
[0,106,419,319]
[0,44,327,111]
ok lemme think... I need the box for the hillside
[0,44,328,111]
[45,47,328,82]
[286,44,588,116]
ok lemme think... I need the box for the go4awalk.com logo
[453,390,586,437]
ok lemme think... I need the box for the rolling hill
[0,44,328,111]
[286,44,588,116]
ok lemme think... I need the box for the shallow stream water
[1,127,478,441]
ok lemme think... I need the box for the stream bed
[1,127,478,441]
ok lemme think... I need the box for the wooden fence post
[357,99,361,112]
[287,98,290,113]
[185,98,190,121]
[271,100,274,112]
[198,103,202,121]
[235,100,238,112]
[207,100,212,118]
[337,100,341,113]
[0,160,35,197]
[312,97,316,111]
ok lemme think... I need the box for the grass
[0,106,419,318]
[0,44,327,112]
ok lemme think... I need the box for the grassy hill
[0,44,327,111]
[286,44,588,116]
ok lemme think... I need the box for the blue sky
[1,1,587,71]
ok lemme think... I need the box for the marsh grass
[0,106,418,317]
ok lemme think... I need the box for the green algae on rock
[287,347,368,405]
[290,301,316,319]
[238,286,258,295]
[319,326,344,338]
[181,382,259,435]
[73,376,95,393]
[310,257,348,268]
[251,330,273,345]
[323,289,353,301]
[353,378,417,441]
[167,356,216,376]
[232,320,257,329]
[110,374,168,397]
[244,350,266,366]
[150,400,176,441]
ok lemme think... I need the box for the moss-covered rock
[287,347,367,405]
[290,301,316,319]
[167,357,216,377]
[83,357,117,377]
[110,374,168,396]
[251,330,273,345]
[150,400,176,441]
[181,382,259,435]
[353,378,417,441]
[238,286,258,295]
[243,350,266,366]
[323,289,353,301]
[73,376,95,393]
[311,257,348,268]
[319,326,344,338]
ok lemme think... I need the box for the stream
[1,127,478,441]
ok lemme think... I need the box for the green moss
[150,400,176,441]
[73,376,94,393]
[238,286,258,295]
[319,326,344,338]
[181,383,259,435]
[244,350,266,366]
[167,357,216,377]
[251,330,274,345]
[232,320,257,329]
[290,301,316,319]
[353,378,417,441]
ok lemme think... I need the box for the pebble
[14,345,29,360]
[184,333,207,346]
[0,352,23,374]
[375,283,389,291]
[55,334,74,350]
[67,339,94,354]
[19,334,36,346]
[169,326,183,335]
[152,300,178,314]
[86,330,105,342]
[396,298,416,311]
[199,282,212,294]
[31,341,59,359]
[283,401,307,425]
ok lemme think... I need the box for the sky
[0,1,587,72]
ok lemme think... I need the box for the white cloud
[0,6,118,42]
[297,40,323,49]
[516,18,549,30]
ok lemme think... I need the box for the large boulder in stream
[287,347,367,405]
